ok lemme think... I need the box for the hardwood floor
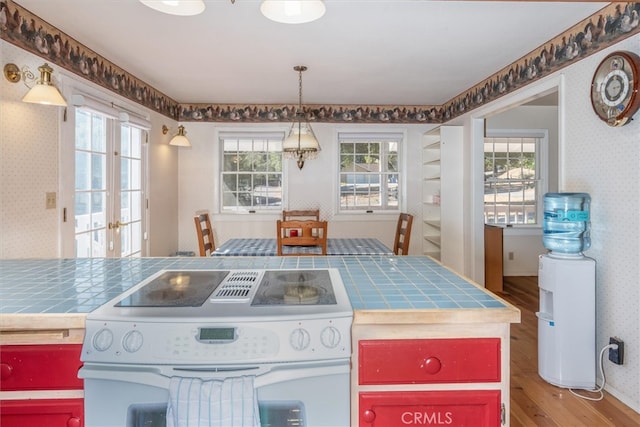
[501,276,640,426]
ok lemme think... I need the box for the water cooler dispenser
[537,193,596,389]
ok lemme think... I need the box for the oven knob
[123,330,144,353]
[320,326,341,348]
[93,328,114,352]
[289,328,311,351]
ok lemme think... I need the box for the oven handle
[79,358,349,389]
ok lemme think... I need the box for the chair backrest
[194,213,215,256]
[282,209,320,221]
[276,220,328,256]
[393,213,413,255]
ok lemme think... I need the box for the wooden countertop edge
[353,306,521,325]
[0,313,87,331]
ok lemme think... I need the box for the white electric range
[79,268,353,427]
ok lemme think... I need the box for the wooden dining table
[212,238,394,256]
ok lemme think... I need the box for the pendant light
[282,65,320,170]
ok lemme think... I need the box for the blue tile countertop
[0,256,520,328]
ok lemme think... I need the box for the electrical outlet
[508,252,514,260]
[609,337,624,365]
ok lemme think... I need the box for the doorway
[467,77,561,285]
[63,107,148,258]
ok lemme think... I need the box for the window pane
[75,110,91,150]
[221,134,283,210]
[75,152,91,190]
[92,115,106,152]
[484,136,540,225]
[339,135,402,211]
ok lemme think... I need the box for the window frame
[218,130,286,213]
[483,129,548,227]
[336,131,404,214]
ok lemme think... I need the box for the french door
[70,108,147,258]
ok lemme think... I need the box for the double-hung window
[220,132,284,211]
[484,131,547,225]
[338,132,402,212]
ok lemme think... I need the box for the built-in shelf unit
[422,129,442,260]
[421,126,464,272]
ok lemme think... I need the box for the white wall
[456,35,640,412]
[176,122,433,255]
[1,42,61,258]
[560,36,640,412]
[0,40,179,258]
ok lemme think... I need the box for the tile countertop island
[0,256,520,426]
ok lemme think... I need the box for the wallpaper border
[1,1,639,124]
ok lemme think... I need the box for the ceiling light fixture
[282,65,320,170]
[261,0,326,24]
[3,63,67,106]
[163,125,192,147]
[139,0,206,16]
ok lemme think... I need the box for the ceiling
[13,1,606,107]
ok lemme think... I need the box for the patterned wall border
[2,1,639,124]
[442,2,640,122]
[0,0,180,119]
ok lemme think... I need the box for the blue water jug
[542,193,591,254]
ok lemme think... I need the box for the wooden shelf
[424,220,441,229]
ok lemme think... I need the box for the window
[221,132,284,211]
[338,132,401,211]
[484,132,547,225]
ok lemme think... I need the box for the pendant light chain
[295,65,307,120]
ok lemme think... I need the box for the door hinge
[501,402,506,425]
[63,207,67,222]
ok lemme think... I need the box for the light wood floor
[500,276,640,426]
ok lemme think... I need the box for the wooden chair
[276,220,328,256]
[194,213,215,256]
[282,209,320,221]
[393,213,413,255]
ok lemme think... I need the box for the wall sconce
[3,62,67,106]
[163,124,191,147]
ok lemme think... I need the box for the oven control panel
[81,316,352,364]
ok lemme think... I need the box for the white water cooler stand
[537,253,596,389]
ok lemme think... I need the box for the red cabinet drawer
[359,390,501,427]
[0,344,83,391]
[359,338,500,384]
[0,398,83,427]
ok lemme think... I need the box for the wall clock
[590,51,640,127]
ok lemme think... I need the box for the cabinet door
[359,338,500,384]
[359,390,501,427]
[0,398,83,427]
[0,344,83,391]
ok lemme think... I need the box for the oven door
[79,359,349,427]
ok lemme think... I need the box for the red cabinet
[359,338,501,385]
[359,390,501,426]
[353,335,506,427]
[0,344,84,427]
[0,344,83,391]
[1,399,83,427]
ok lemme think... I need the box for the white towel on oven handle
[166,375,260,427]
